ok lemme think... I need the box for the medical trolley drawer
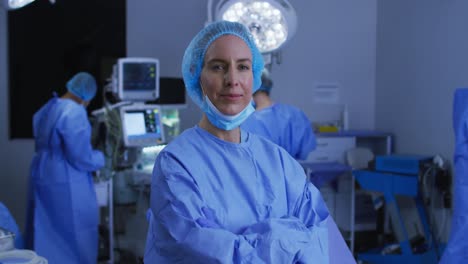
[307,137,356,163]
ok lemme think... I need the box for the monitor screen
[121,105,165,147]
[118,58,159,102]
[123,112,146,136]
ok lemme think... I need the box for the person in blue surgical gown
[241,69,316,160]
[439,88,468,263]
[144,21,355,264]
[25,72,105,263]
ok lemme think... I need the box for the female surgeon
[26,72,105,263]
[144,21,355,263]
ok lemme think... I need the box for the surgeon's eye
[210,64,226,72]
[238,64,251,71]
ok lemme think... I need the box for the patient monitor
[120,104,165,147]
[116,57,160,102]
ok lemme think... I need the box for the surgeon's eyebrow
[206,57,252,64]
[236,58,252,64]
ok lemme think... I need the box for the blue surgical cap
[66,72,97,101]
[182,21,264,108]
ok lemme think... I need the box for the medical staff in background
[25,72,105,263]
[241,69,316,160]
[439,88,468,263]
[144,21,355,263]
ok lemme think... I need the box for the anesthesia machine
[91,57,184,262]
[93,57,166,188]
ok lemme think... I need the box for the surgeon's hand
[196,207,222,229]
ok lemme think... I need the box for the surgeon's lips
[220,93,243,102]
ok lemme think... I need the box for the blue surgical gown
[440,88,468,263]
[0,202,23,249]
[26,95,105,263]
[241,103,316,160]
[144,126,354,263]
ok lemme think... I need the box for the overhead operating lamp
[208,0,297,59]
[3,0,35,9]
[2,0,54,10]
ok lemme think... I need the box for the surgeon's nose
[224,69,239,87]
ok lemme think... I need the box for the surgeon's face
[200,35,253,116]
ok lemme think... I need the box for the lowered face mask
[201,95,254,131]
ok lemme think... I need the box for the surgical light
[2,0,55,10]
[4,0,35,9]
[210,0,297,54]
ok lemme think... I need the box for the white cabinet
[303,131,392,254]
[307,137,356,163]
[305,136,357,251]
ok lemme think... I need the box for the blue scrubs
[144,126,354,263]
[241,103,316,160]
[440,88,468,263]
[26,95,104,263]
[0,202,23,249]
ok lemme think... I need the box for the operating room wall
[127,0,377,131]
[375,0,463,165]
[272,0,376,129]
[375,0,468,242]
